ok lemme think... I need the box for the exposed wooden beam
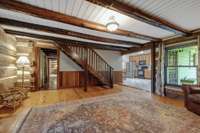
[123,30,200,54]
[163,29,200,45]
[123,34,198,54]
[86,0,190,35]
[164,34,198,45]
[121,42,158,55]
[4,29,129,51]
[0,0,159,41]
[0,17,140,46]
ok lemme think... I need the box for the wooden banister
[56,43,113,90]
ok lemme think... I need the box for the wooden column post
[155,42,165,96]
[110,67,113,88]
[84,47,88,92]
[34,46,40,91]
[160,42,166,96]
[197,35,200,84]
[151,43,156,93]
[57,49,60,89]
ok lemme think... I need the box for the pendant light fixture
[106,16,119,32]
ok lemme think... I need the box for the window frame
[164,42,198,87]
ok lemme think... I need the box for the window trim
[164,43,198,86]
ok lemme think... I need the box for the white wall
[59,51,83,71]
[95,49,122,71]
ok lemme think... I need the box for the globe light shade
[106,22,119,32]
[16,56,30,65]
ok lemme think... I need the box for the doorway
[38,48,58,90]
[48,58,57,89]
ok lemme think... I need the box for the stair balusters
[57,43,113,88]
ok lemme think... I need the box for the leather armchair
[182,85,200,115]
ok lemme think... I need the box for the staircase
[56,42,113,90]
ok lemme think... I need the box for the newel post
[84,47,88,92]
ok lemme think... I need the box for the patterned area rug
[17,88,200,133]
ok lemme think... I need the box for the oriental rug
[17,88,200,133]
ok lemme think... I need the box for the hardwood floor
[0,85,183,133]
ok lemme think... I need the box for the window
[165,43,198,86]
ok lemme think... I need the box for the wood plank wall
[0,27,17,90]
[58,71,101,88]
[58,71,122,88]
[113,71,123,84]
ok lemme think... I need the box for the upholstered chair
[182,85,200,115]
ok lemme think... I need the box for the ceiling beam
[123,31,200,54]
[164,32,200,45]
[4,29,129,51]
[122,42,157,55]
[0,17,141,46]
[0,0,159,41]
[86,0,190,35]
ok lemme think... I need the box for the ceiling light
[140,51,144,54]
[106,16,119,32]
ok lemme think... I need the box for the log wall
[0,27,17,90]
[15,39,34,88]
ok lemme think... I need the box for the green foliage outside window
[166,44,198,85]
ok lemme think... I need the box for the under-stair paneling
[58,71,100,88]
[59,51,100,88]
[0,27,17,90]
[113,71,123,84]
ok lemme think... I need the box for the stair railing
[57,43,113,88]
